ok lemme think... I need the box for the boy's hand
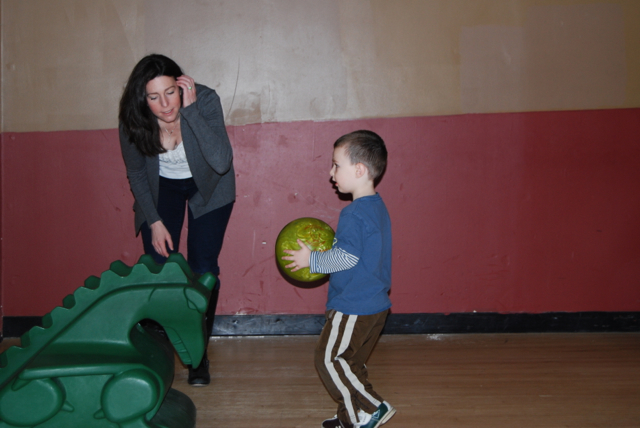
[282,239,312,272]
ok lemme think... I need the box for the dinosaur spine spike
[20,331,32,347]
[47,306,73,328]
[109,260,132,277]
[62,294,76,309]
[84,276,100,290]
[42,313,53,329]
[0,347,28,368]
[167,253,193,277]
[71,286,97,308]
[137,254,163,274]
[20,327,46,347]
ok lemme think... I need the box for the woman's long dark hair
[119,54,183,156]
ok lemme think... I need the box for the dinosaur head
[144,273,216,367]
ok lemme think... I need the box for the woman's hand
[150,221,174,258]
[177,75,197,107]
[282,239,312,272]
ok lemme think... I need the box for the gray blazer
[119,84,236,234]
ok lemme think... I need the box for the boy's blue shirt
[326,193,392,315]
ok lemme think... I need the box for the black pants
[140,176,233,276]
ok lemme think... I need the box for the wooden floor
[2,333,640,427]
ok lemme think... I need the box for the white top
[159,142,193,179]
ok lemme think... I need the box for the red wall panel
[2,109,640,317]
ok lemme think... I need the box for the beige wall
[2,0,639,132]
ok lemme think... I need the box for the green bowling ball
[276,217,335,282]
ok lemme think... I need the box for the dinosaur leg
[101,369,160,427]
[0,378,64,426]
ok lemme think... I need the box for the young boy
[283,130,395,428]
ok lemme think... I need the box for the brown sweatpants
[314,309,389,426]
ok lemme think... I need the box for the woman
[119,54,235,386]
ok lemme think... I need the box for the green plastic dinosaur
[0,253,215,428]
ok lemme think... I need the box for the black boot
[188,280,219,386]
[188,353,210,386]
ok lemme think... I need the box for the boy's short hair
[334,130,387,182]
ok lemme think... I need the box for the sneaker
[188,358,210,386]
[357,410,372,427]
[358,402,396,428]
[321,415,353,428]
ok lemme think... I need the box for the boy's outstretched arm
[282,239,312,272]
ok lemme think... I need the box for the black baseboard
[2,316,43,340]
[212,312,640,336]
[3,312,639,340]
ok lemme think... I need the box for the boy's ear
[355,163,368,179]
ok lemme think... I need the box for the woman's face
[145,75,181,125]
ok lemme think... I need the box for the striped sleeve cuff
[309,246,359,274]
